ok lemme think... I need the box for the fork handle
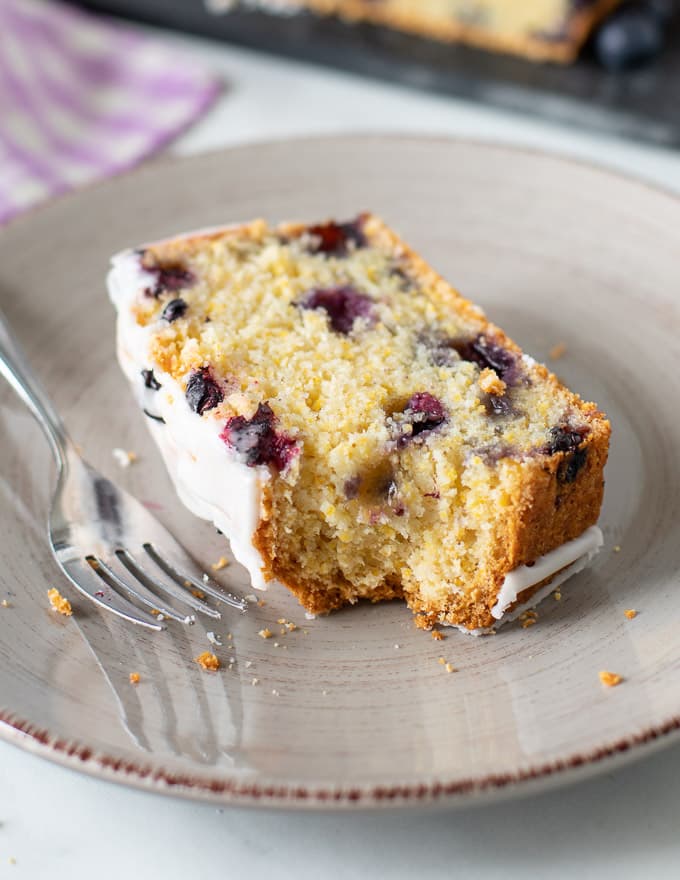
[0,307,70,470]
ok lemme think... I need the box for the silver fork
[0,308,246,630]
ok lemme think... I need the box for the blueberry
[595,6,664,71]
[543,425,589,484]
[220,402,298,471]
[543,425,585,455]
[453,335,519,384]
[396,392,447,447]
[483,394,512,417]
[141,369,161,391]
[343,475,362,500]
[185,368,223,415]
[298,285,375,335]
[142,258,195,298]
[161,298,187,322]
[306,217,367,257]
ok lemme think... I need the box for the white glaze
[108,247,603,628]
[107,249,271,589]
[491,526,603,620]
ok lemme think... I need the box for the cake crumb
[47,587,72,617]
[414,614,432,631]
[520,609,538,628]
[195,651,220,672]
[206,631,223,646]
[271,689,280,696]
[273,641,280,648]
[277,618,287,625]
[286,621,297,632]
[624,609,637,620]
[112,447,137,468]
[613,545,621,553]
[549,342,568,361]
[1,599,10,608]
[129,672,140,684]
[479,368,506,396]
[258,628,273,639]
[431,630,444,641]
[191,588,206,599]
[394,643,400,650]
[599,670,623,688]
[251,677,259,686]
[211,556,229,571]
[438,656,446,665]
[445,663,455,674]
[244,660,253,668]
[257,599,266,607]
[553,590,562,601]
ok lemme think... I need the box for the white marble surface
[3,23,680,878]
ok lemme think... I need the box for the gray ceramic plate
[1,136,679,810]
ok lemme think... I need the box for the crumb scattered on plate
[431,629,444,641]
[553,590,562,601]
[251,677,259,686]
[47,587,72,617]
[211,556,229,571]
[599,670,623,688]
[258,628,273,639]
[613,545,621,553]
[195,651,220,671]
[520,609,538,628]
[624,609,637,620]
[1,599,10,608]
[445,663,455,673]
[129,672,140,684]
[112,447,137,468]
[549,342,567,360]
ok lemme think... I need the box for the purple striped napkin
[0,0,220,224]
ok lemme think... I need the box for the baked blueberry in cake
[108,213,610,633]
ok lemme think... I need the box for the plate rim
[2,132,680,810]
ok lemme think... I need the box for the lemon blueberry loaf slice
[108,214,610,633]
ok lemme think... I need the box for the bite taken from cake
[108,213,610,634]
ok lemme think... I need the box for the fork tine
[60,557,163,631]
[143,543,247,613]
[95,554,194,625]
[115,549,221,620]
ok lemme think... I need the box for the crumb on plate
[47,587,72,617]
[624,609,637,620]
[431,629,444,641]
[129,672,140,684]
[599,670,623,688]
[258,628,273,639]
[211,556,229,571]
[195,651,220,671]
[112,447,137,468]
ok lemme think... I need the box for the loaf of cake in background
[261,0,622,62]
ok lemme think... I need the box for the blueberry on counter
[595,3,666,71]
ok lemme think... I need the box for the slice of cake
[108,213,610,633]
[233,1,621,63]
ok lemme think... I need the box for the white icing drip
[491,526,603,620]
[107,249,271,590]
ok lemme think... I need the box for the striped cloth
[0,0,220,224]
